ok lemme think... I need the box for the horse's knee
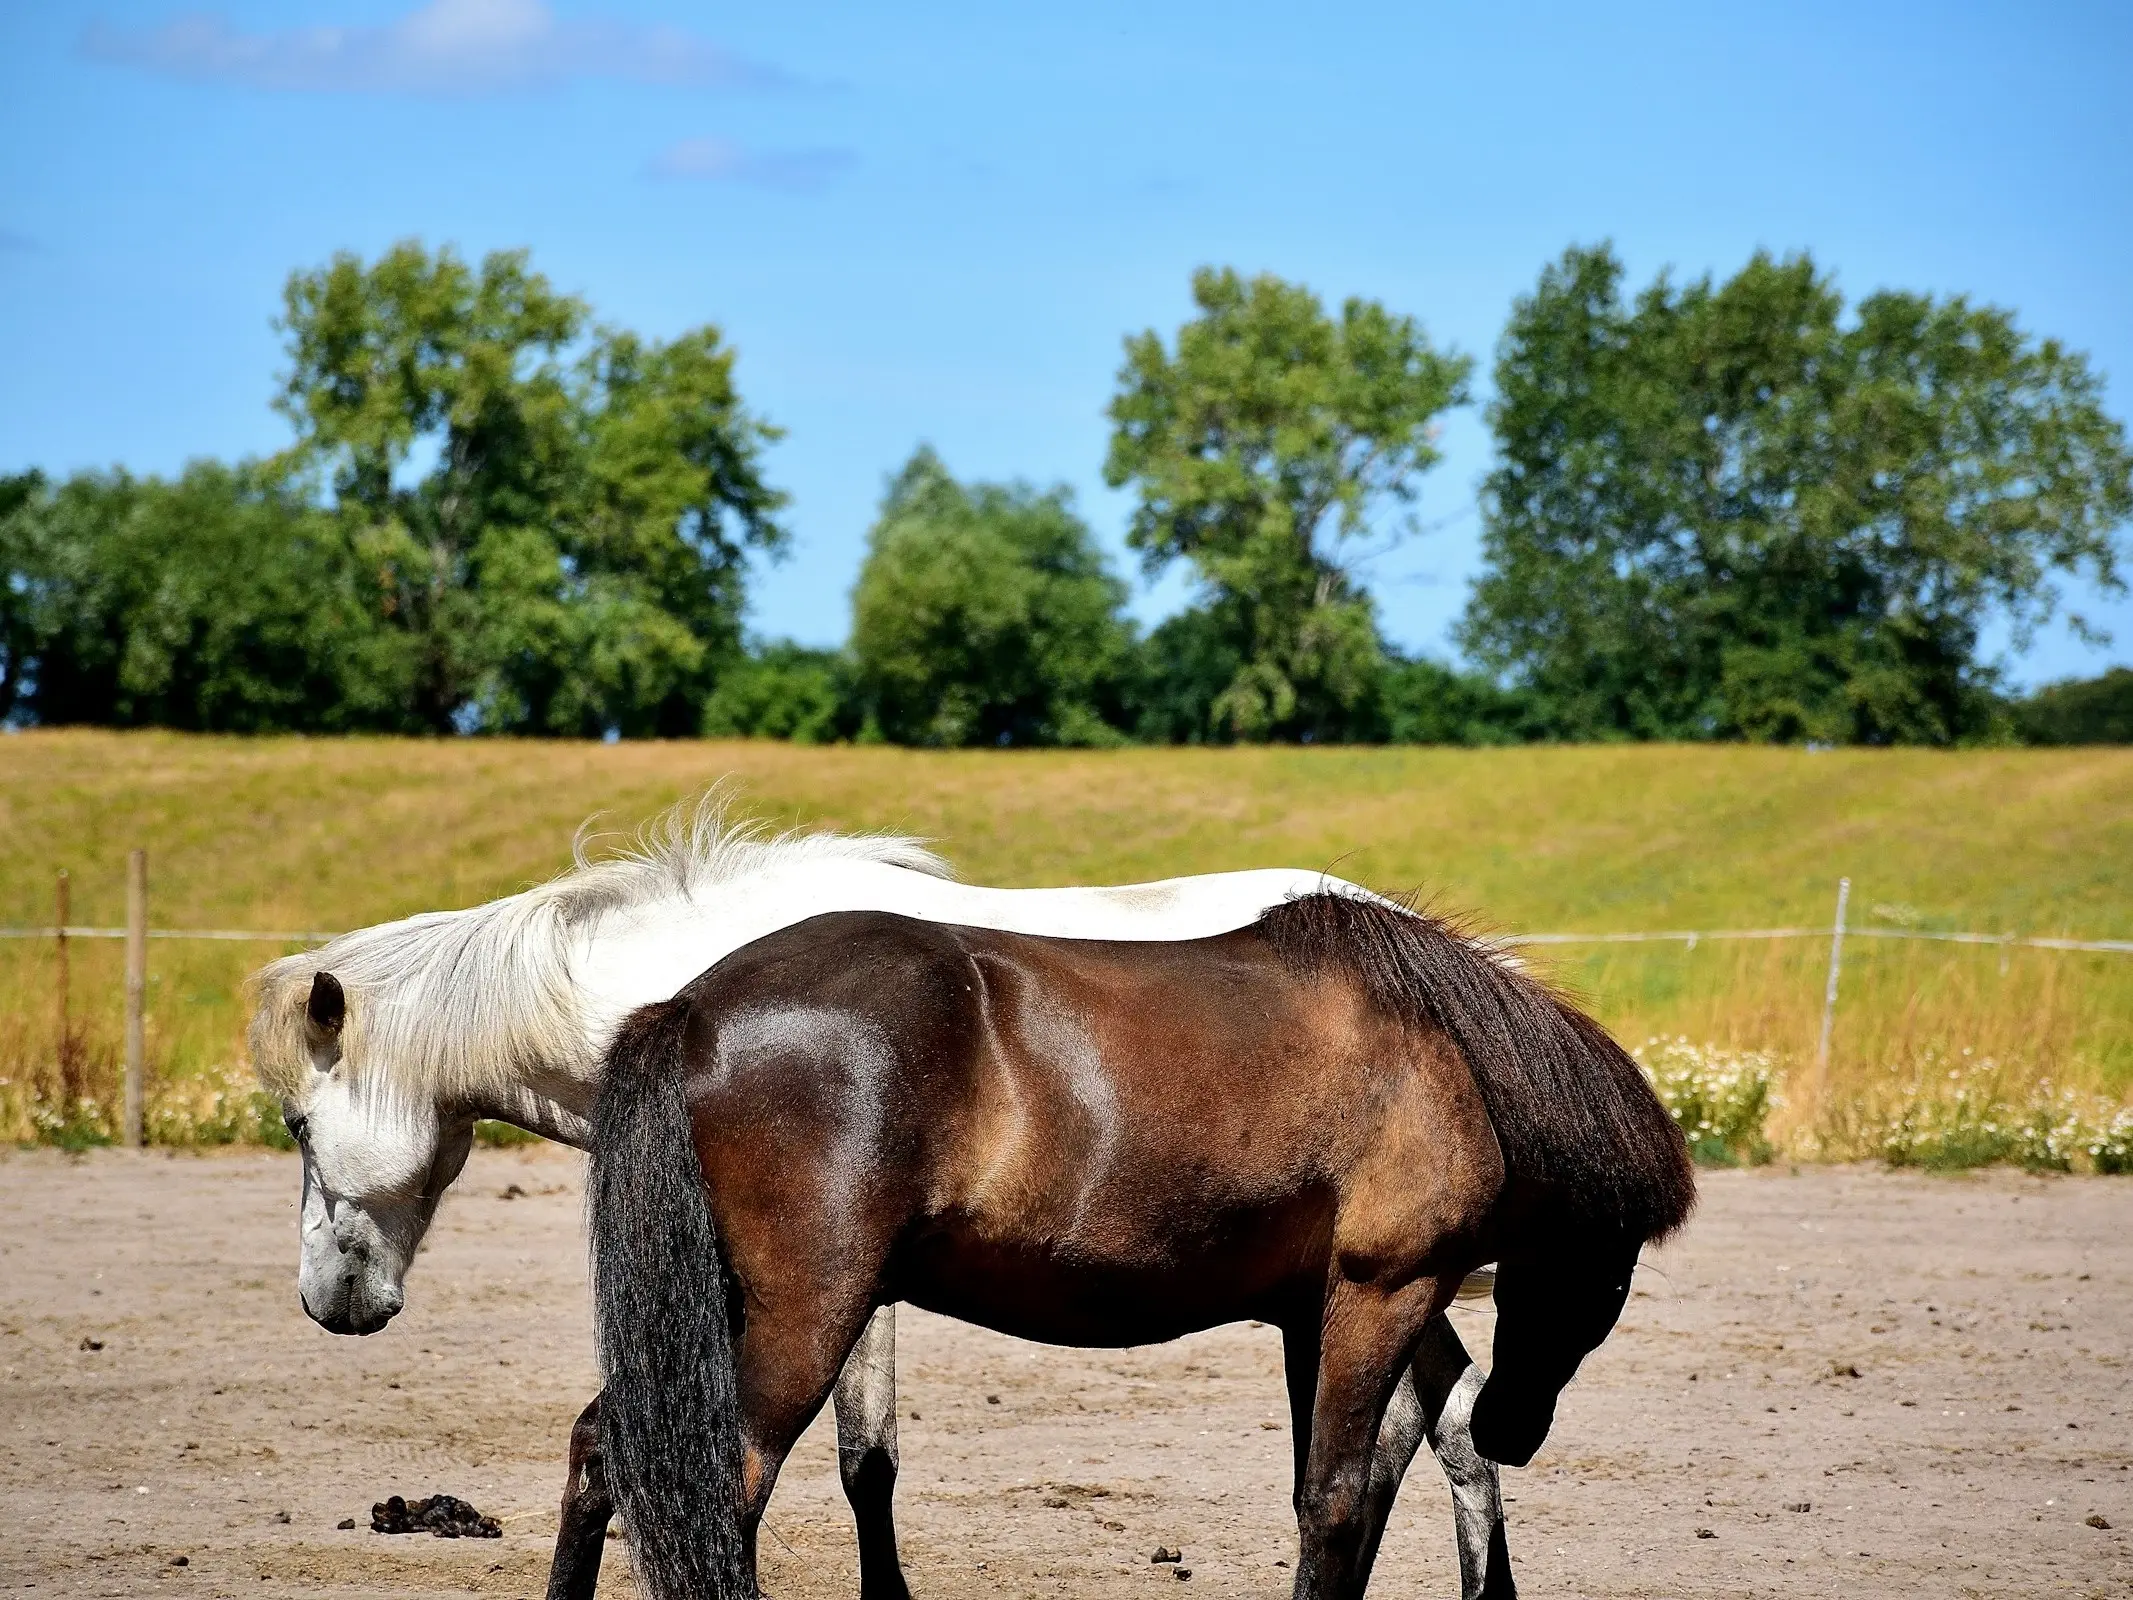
[1428,1363,1494,1480]
[1299,1464,1373,1538]
[549,1398,614,1600]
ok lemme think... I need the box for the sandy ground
[1,1146,2126,1600]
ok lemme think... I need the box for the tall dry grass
[1,731,2126,1148]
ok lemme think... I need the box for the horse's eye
[284,1113,308,1144]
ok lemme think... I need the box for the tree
[0,463,416,730]
[2016,668,2133,745]
[700,641,854,744]
[1463,244,2133,745]
[0,471,46,719]
[1105,267,1471,741]
[1123,607,1243,744]
[1376,657,1538,746]
[277,240,787,735]
[850,448,1133,746]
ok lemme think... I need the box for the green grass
[1,730,2127,1147]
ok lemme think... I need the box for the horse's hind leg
[733,1286,890,1596]
[832,1306,911,1600]
[544,1395,612,1600]
[1409,1317,1512,1599]
[550,1342,920,1600]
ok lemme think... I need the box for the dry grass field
[0,730,2127,1150]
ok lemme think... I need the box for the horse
[587,895,1695,1600]
[248,799,1529,1599]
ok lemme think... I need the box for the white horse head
[248,795,950,1335]
[263,969,471,1332]
[249,918,560,1335]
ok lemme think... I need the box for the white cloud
[647,137,856,193]
[82,0,790,94]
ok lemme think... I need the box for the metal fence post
[123,849,147,1148]
[1814,877,1851,1092]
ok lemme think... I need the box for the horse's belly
[890,1200,1326,1347]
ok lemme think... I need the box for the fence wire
[2,923,2128,953]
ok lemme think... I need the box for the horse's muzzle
[1468,1374,1555,1467]
[302,1285,402,1336]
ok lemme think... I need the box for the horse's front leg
[1409,1316,1513,1599]
[545,1395,612,1600]
[1350,1317,1513,1600]
[832,1305,911,1600]
[1353,1363,1426,1587]
[1292,1278,1450,1600]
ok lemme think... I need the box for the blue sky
[3,0,2130,685]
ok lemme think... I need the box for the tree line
[4,241,2129,745]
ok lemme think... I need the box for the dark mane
[1260,891,1695,1241]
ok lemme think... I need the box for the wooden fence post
[124,849,147,1148]
[1813,876,1851,1100]
[54,869,72,1100]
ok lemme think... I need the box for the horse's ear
[305,971,346,1056]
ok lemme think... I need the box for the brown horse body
[591,894,1694,1600]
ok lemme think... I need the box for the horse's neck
[472,1075,597,1150]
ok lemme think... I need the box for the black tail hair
[588,999,749,1600]
[1262,891,1696,1242]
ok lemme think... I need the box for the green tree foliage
[1123,607,1243,744]
[1119,611,1535,746]
[0,464,415,730]
[700,642,854,743]
[0,471,47,715]
[277,240,787,735]
[1105,267,1471,741]
[1376,657,1539,746]
[851,448,1133,746]
[2016,668,2133,745]
[1463,244,2133,744]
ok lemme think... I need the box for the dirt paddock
[2,1147,2126,1599]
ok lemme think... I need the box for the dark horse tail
[1263,891,1695,1468]
[588,999,749,1600]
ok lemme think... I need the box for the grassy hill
[2,731,2128,1147]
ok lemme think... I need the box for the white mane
[248,791,949,1103]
